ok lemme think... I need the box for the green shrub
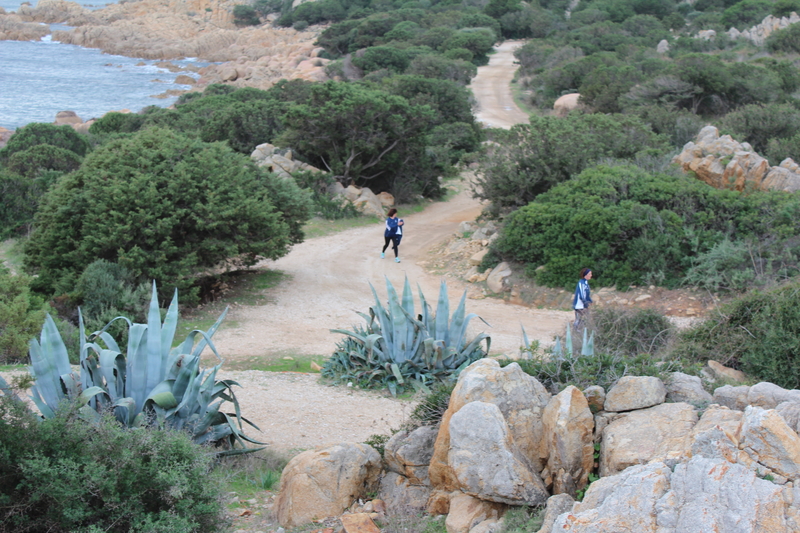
[0,396,228,532]
[718,103,800,155]
[475,114,669,217]
[293,19,309,30]
[24,127,308,302]
[671,280,800,389]
[501,505,545,533]
[0,265,49,364]
[491,163,800,289]
[0,169,58,239]
[233,4,261,25]
[409,381,454,426]
[591,306,674,356]
[292,170,360,220]
[0,122,90,162]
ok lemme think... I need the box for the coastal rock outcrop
[672,125,800,192]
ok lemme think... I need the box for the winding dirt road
[203,41,572,451]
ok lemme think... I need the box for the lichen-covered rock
[600,402,697,476]
[448,401,549,505]
[384,425,438,485]
[604,376,666,412]
[274,443,382,528]
[541,386,594,497]
[740,405,800,479]
[429,359,551,492]
[665,372,712,405]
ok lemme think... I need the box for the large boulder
[541,386,594,497]
[604,376,666,412]
[553,462,671,532]
[384,425,438,485]
[378,472,431,514]
[599,402,698,476]
[740,405,800,479]
[747,382,800,409]
[429,359,551,492]
[712,384,750,410]
[448,401,549,505]
[444,493,505,533]
[274,443,382,528]
[665,372,713,405]
[553,93,581,117]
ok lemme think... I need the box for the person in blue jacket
[573,268,593,328]
[381,208,404,263]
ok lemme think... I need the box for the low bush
[0,265,50,364]
[0,397,228,532]
[590,306,674,357]
[671,280,800,389]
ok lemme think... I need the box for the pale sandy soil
[471,40,530,128]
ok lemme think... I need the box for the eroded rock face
[541,386,594,497]
[444,493,505,533]
[448,401,549,505]
[673,125,800,193]
[378,472,431,514]
[274,443,382,528]
[599,402,698,476]
[665,372,712,405]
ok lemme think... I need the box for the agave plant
[27,282,263,455]
[324,276,491,395]
[552,324,595,359]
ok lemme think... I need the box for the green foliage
[0,169,59,239]
[353,46,412,73]
[88,111,147,135]
[720,0,772,29]
[672,280,800,389]
[504,345,686,393]
[233,4,261,25]
[0,395,228,532]
[591,306,674,356]
[0,265,49,364]
[27,282,265,453]
[475,114,669,216]
[364,433,392,457]
[409,381,454,426]
[501,505,545,533]
[291,170,361,220]
[75,259,151,342]
[6,144,83,179]
[491,163,800,289]
[277,81,444,201]
[323,277,490,395]
[24,127,308,302]
[718,103,800,155]
[0,122,90,162]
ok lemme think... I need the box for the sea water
[0,1,207,130]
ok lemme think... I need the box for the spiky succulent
[27,282,263,455]
[324,276,491,395]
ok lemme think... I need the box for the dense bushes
[491,164,800,289]
[0,397,228,532]
[475,114,669,216]
[24,127,311,303]
[0,265,49,364]
[673,280,800,389]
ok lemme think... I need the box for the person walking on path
[573,268,593,328]
[381,208,404,263]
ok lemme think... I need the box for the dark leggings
[382,235,402,257]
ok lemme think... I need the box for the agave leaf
[149,391,178,410]
[565,323,573,357]
[192,400,223,436]
[77,386,108,405]
[29,386,56,418]
[172,355,200,404]
[111,397,137,427]
[0,374,22,404]
[96,330,122,353]
[434,280,450,344]
[99,349,123,398]
[389,363,405,384]
[161,289,179,360]
[190,307,228,359]
[401,277,416,355]
[78,309,92,391]
[582,330,595,356]
[146,281,164,392]
[125,322,148,413]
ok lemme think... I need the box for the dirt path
[208,40,566,452]
[470,40,530,128]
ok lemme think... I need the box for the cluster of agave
[323,277,491,395]
[552,323,595,358]
[11,283,263,455]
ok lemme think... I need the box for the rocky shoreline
[0,0,329,107]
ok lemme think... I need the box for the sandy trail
[471,40,530,128]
